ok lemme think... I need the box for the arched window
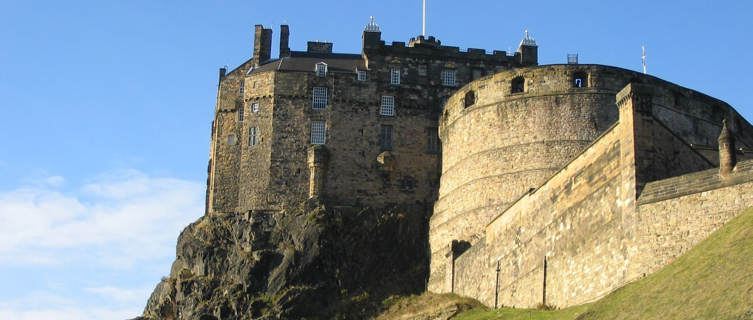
[511,76,525,93]
[464,90,476,107]
[573,72,587,88]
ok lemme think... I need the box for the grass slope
[405,206,753,320]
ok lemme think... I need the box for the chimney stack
[253,25,272,66]
[280,25,290,58]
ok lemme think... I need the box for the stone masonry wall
[428,65,753,293]
[454,124,626,307]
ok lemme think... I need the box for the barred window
[251,102,259,113]
[441,70,456,86]
[427,127,439,154]
[380,125,393,150]
[357,70,367,81]
[239,79,245,96]
[313,87,327,109]
[315,62,327,77]
[390,68,401,85]
[248,127,258,146]
[380,96,395,116]
[311,121,326,145]
[238,105,244,122]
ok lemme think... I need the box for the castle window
[472,68,483,80]
[380,125,393,150]
[227,134,236,146]
[511,76,525,93]
[315,62,327,77]
[465,90,476,108]
[427,127,439,154]
[573,72,587,88]
[311,121,326,145]
[441,70,456,86]
[390,68,401,85]
[251,102,259,113]
[313,87,328,109]
[418,64,428,76]
[357,70,367,81]
[239,79,245,96]
[248,127,258,146]
[252,81,257,89]
[238,105,244,122]
[380,96,395,116]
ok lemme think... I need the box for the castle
[206,19,753,309]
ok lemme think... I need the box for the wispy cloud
[0,169,204,320]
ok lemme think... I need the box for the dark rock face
[140,202,429,319]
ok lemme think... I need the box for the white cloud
[0,170,204,267]
[85,286,153,305]
[0,307,140,320]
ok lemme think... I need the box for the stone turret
[517,30,538,66]
[279,24,290,58]
[718,119,736,175]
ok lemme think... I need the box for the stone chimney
[718,119,736,176]
[280,24,290,58]
[253,25,272,65]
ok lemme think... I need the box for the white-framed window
[380,96,395,116]
[251,102,260,113]
[313,87,327,109]
[315,62,327,77]
[311,121,326,145]
[357,70,367,81]
[227,134,236,146]
[239,79,245,96]
[441,70,456,86]
[238,105,244,122]
[248,127,258,146]
[390,68,401,85]
[380,125,393,150]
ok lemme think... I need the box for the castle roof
[249,51,365,74]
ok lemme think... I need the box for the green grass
[443,206,753,320]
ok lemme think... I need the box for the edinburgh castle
[202,18,753,311]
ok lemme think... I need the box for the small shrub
[536,302,557,311]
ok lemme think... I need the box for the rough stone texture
[435,83,753,309]
[141,203,431,319]
[428,65,753,294]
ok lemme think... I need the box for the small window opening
[251,103,259,113]
[427,127,439,154]
[311,121,326,145]
[248,127,259,146]
[380,96,395,116]
[313,87,327,109]
[239,79,245,96]
[357,70,367,81]
[511,76,525,93]
[465,90,476,107]
[441,70,456,86]
[418,64,428,76]
[227,134,236,146]
[573,72,587,88]
[238,105,244,122]
[380,125,393,150]
[315,62,327,77]
[390,68,401,85]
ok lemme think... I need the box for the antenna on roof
[641,45,647,74]
[422,0,427,36]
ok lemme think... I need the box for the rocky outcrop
[139,201,430,319]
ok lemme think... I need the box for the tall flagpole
[422,0,426,36]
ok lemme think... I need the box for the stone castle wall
[437,83,753,308]
[428,65,753,294]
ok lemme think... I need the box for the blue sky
[1,0,751,318]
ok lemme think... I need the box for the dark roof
[249,51,365,74]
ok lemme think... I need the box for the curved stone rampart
[427,64,752,292]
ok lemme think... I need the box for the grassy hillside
[382,206,753,320]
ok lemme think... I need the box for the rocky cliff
[138,201,430,319]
